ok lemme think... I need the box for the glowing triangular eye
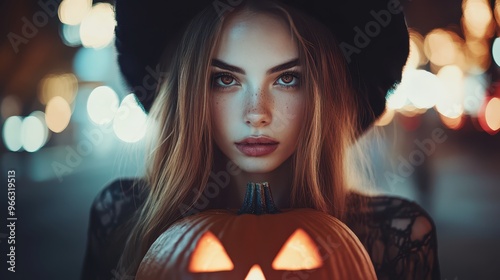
[245,264,266,280]
[272,228,323,270]
[188,231,234,272]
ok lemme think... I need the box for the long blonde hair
[116,0,366,276]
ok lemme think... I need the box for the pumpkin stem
[238,182,280,215]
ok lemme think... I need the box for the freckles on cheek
[211,96,230,126]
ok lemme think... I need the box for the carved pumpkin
[137,182,376,280]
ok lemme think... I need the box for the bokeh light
[61,23,82,47]
[30,111,51,146]
[374,109,395,127]
[3,116,23,152]
[463,74,487,116]
[440,113,465,130]
[405,39,420,70]
[393,69,443,109]
[405,30,427,70]
[424,29,462,67]
[87,86,119,125]
[46,96,72,133]
[21,116,46,152]
[386,87,409,110]
[492,37,500,66]
[113,94,148,143]
[435,65,465,118]
[79,3,116,49]
[494,0,500,28]
[462,0,494,39]
[484,97,500,131]
[38,73,78,105]
[58,0,92,26]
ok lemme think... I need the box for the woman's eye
[275,72,300,89]
[212,73,238,89]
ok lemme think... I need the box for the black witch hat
[114,0,409,133]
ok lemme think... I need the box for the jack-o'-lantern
[136,182,376,280]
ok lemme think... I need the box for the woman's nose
[244,88,272,127]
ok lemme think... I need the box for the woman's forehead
[213,11,298,72]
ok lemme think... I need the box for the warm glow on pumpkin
[245,264,266,280]
[272,228,323,270]
[188,231,234,272]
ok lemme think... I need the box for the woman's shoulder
[89,178,148,239]
[346,192,440,279]
[347,192,436,229]
[82,178,148,280]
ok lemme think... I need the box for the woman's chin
[232,158,283,175]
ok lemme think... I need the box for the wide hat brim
[115,0,409,133]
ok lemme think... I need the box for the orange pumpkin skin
[136,208,377,280]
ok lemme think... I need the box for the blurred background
[0,0,499,279]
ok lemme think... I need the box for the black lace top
[80,178,441,280]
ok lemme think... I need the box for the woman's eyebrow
[210,58,300,75]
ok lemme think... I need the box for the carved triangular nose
[244,264,266,280]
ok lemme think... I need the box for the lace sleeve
[346,195,441,280]
[80,179,147,280]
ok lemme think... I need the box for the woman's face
[210,11,306,173]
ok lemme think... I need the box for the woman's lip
[235,143,278,156]
[235,136,279,145]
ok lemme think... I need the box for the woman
[81,0,440,279]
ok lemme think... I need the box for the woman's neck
[211,152,293,210]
